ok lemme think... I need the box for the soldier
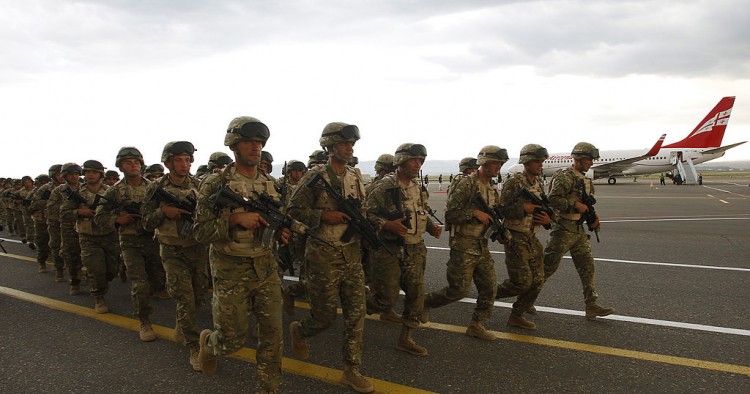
[144,163,165,182]
[259,150,273,175]
[60,160,118,312]
[423,146,509,341]
[494,144,553,330]
[104,170,120,187]
[193,117,287,393]
[19,176,37,249]
[50,163,84,292]
[280,160,310,314]
[2,179,17,235]
[207,151,233,173]
[195,165,210,179]
[28,174,53,272]
[287,122,374,393]
[142,141,208,371]
[11,178,29,244]
[95,147,164,341]
[36,165,66,281]
[542,142,615,319]
[365,143,442,356]
[307,149,328,169]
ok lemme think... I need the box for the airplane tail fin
[663,97,735,149]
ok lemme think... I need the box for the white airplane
[506,97,746,184]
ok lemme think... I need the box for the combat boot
[69,285,80,296]
[174,322,185,344]
[420,306,430,324]
[189,345,201,372]
[465,320,496,341]
[527,305,538,315]
[139,320,157,342]
[28,242,36,250]
[55,270,65,283]
[585,302,615,319]
[38,262,46,273]
[507,313,537,330]
[282,289,295,316]
[341,365,374,393]
[495,285,513,299]
[289,321,309,360]
[379,309,401,323]
[198,329,217,376]
[395,326,428,356]
[94,296,109,314]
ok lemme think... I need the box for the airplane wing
[590,134,666,178]
[700,141,747,155]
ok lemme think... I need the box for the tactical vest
[379,174,429,245]
[154,176,200,246]
[554,168,592,221]
[46,184,67,223]
[453,173,498,239]
[504,172,543,234]
[75,184,113,236]
[311,165,366,245]
[212,165,280,257]
[113,178,150,236]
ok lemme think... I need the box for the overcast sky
[1,0,748,178]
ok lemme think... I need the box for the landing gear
[608,177,617,185]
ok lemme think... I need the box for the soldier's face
[64,172,80,185]
[120,158,142,178]
[331,142,354,163]
[22,179,32,188]
[233,140,262,167]
[524,159,545,176]
[574,157,593,173]
[168,154,192,177]
[84,170,102,185]
[482,161,503,177]
[53,173,64,184]
[289,169,304,184]
[259,162,271,173]
[400,158,423,179]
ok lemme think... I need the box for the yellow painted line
[719,200,729,204]
[2,253,36,263]
[0,286,433,394]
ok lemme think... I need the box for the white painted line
[719,200,729,204]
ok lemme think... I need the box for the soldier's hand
[532,210,551,226]
[321,209,351,225]
[574,201,589,213]
[523,202,540,214]
[382,218,408,237]
[229,211,269,230]
[589,216,601,230]
[430,224,443,239]
[161,205,191,221]
[115,213,139,225]
[472,209,492,225]
[278,228,292,245]
[76,208,95,217]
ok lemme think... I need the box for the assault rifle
[97,194,143,216]
[150,186,196,237]
[383,186,411,247]
[61,187,106,210]
[0,239,7,253]
[472,194,512,243]
[306,172,393,255]
[576,179,600,243]
[276,161,289,203]
[212,185,336,249]
[516,187,554,230]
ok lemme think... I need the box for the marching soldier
[33,165,66,280]
[28,174,52,272]
[542,142,615,319]
[51,163,84,294]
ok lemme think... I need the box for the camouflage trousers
[47,221,65,271]
[425,236,497,322]
[5,208,16,233]
[299,239,366,367]
[22,211,34,243]
[204,247,282,392]
[33,220,50,265]
[12,209,25,239]
[60,224,82,286]
[366,241,427,328]
[160,243,208,346]
[120,233,162,320]
[498,231,544,314]
[543,219,598,304]
[79,232,120,296]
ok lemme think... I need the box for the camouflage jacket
[60,183,114,236]
[499,172,548,234]
[445,171,499,240]
[141,174,200,246]
[547,167,594,220]
[95,177,151,236]
[365,173,435,245]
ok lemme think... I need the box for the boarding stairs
[676,158,698,185]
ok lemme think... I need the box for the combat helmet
[104,170,120,179]
[35,174,51,185]
[319,122,359,148]
[308,149,328,168]
[208,151,233,168]
[374,154,395,172]
[224,117,269,147]
[161,141,196,163]
[394,143,427,166]
[286,160,307,174]
[61,162,82,175]
[144,163,165,176]
[476,145,509,165]
[48,164,62,177]
[195,165,210,177]
[82,160,106,174]
[571,142,600,160]
[458,157,478,173]
[519,144,549,164]
[115,146,145,168]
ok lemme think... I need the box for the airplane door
[670,151,682,165]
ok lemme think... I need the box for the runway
[1,178,748,392]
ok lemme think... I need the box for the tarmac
[1,177,749,393]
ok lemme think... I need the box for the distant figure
[423,174,429,189]
[438,174,443,191]
[659,173,665,185]
[698,174,703,185]
[449,174,454,183]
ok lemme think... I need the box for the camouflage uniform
[29,182,53,270]
[37,180,66,279]
[19,185,36,244]
[288,162,368,367]
[365,171,437,339]
[53,183,83,290]
[193,163,283,390]
[424,171,498,322]
[10,184,26,240]
[2,184,18,234]
[96,177,163,322]
[142,174,208,347]
[543,167,599,303]
[60,183,119,298]
[496,172,547,316]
